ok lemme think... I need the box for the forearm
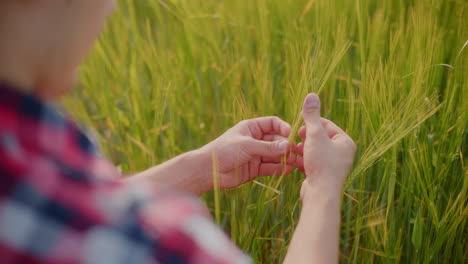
[284,185,342,264]
[123,149,212,196]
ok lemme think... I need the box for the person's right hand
[294,93,357,199]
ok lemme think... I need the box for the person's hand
[199,116,296,190]
[294,93,356,198]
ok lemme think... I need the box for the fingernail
[278,141,289,152]
[304,93,320,108]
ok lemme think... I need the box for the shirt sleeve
[0,84,251,264]
[89,159,252,264]
[90,182,252,264]
[0,153,251,264]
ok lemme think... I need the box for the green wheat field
[64,0,467,263]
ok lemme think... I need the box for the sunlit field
[64,0,467,262]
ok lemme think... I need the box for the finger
[243,138,291,157]
[258,163,294,177]
[298,126,306,139]
[302,93,327,140]
[262,152,296,164]
[262,134,288,142]
[299,118,343,140]
[295,142,304,156]
[286,152,297,164]
[295,157,305,173]
[321,118,346,139]
[333,133,357,154]
[250,116,291,138]
[260,135,292,162]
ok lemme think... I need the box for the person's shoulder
[0,81,103,187]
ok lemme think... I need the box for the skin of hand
[283,93,356,264]
[199,116,296,190]
[294,94,357,197]
[130,116,296,195]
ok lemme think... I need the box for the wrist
[180,148,213,194]
[301,188,343,213]
[133,149,212,196]
[301,177,343,204]
[305,168,347,190]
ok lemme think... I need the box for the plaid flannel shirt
[0,82,251,264]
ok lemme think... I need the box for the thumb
[243,138,290,157]
[302,93,326,138]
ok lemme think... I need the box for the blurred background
[64,0,467,263]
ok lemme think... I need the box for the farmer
[0,0,356,263]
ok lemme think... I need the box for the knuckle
[302,107,318,114]
[268,141,278,152]
[269,116,282,126]
[273,116,283,123]
[351,141,357,152]
[238,120,249,127]
[345,137,357,153]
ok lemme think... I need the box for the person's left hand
[199,116,296,190]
